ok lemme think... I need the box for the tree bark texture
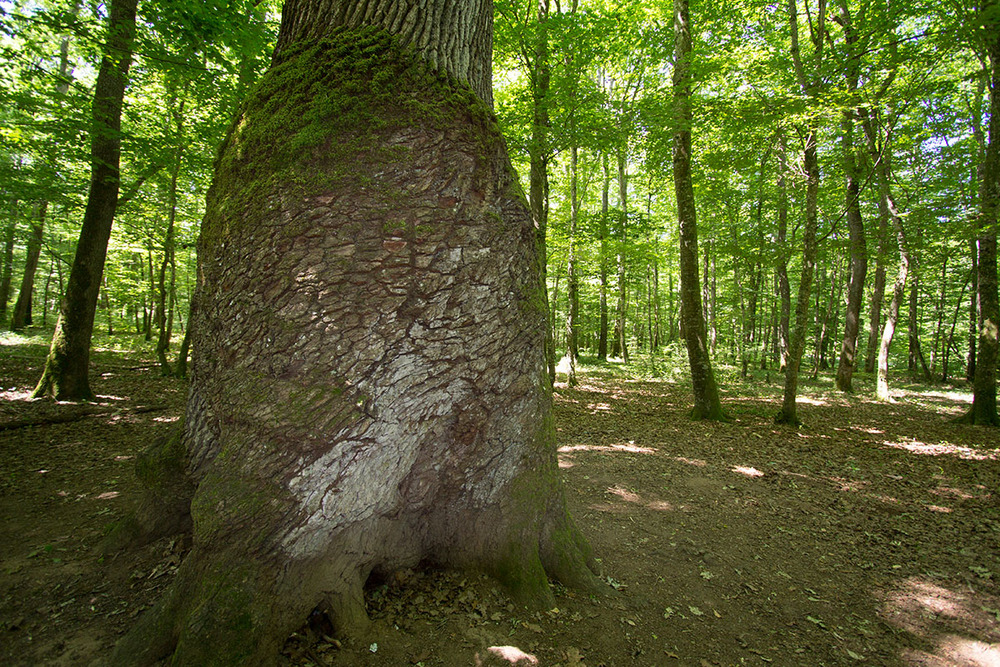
[113,4,600,664]
[959,6,1000,424]
[673,0,723,421]
[32,0,138,400]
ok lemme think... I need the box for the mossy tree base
[112,26,601,666]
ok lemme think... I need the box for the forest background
[1,0,994,402]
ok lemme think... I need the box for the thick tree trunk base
[953,401,1000,426]
[111,27,601,666]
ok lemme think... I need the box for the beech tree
[958,0,1000,424]
[673,0,723,420]
[32,0,138,399]
[112,0,601,663]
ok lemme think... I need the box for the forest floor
[1,329,999,667]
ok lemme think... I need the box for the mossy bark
[112,20,600,666]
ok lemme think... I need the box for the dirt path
[1,338,998,666]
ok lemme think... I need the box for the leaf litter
[1,344,999,666]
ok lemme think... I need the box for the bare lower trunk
[33,0,138,400]
[958,13,1000,424]
[10,203,46,331]
[673,0,723,420]
[113,11,600,665]
[876,196,909,401]
[775,130,791,372]
[0,206,17,322]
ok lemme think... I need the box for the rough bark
[32,0,138,400]
[673,0,723,421]
[112,6,601,664]
[958,7,1000,424]
[10,203,46,331]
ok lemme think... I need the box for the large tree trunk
[958,7,1000,424]
[673,0,723,420]
[112,3,601,664]
[32,0,138,400]
[10,203,46,331]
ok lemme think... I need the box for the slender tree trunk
[777,0,825,425]
[673,0,723,420]
[33,0,138,400]
[565,144,579,386]
[943,274,970,383]
[775,130,791,372]
[864,154,889,374]
[529,0,554,384]
[931,256,948,376]
[156,94,186,376]
[10,202,46,331]
[907,232,931,382]
[958,10,1000,423]
[876,195,909,401]
[0,204,16,322]
[598,154,609,360]
[613,149,629,363]
[112,2,601,663]
[835,113,868,390]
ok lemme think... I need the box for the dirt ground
[2,330,999,666]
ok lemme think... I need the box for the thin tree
[111,1,602,662]
[33,0,139,399]
[673,0,724,420]
[776,0,824,426]
[833,0,868,392]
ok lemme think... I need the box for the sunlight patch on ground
[558,443,657,455]
[883,439,1000,461]
[925,504,953,513]
[914,389,973,404]
[732,466,764,478]
[153,416,179,423]
[477,646,538,665]
[883,578,1000,666]
[608,485,641,503]
[0,389,33,401]
[586,402,613,413]
[95,491,120,500]
[673,456,707,467]
[597,485,675,513]
[797,396,830,406]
